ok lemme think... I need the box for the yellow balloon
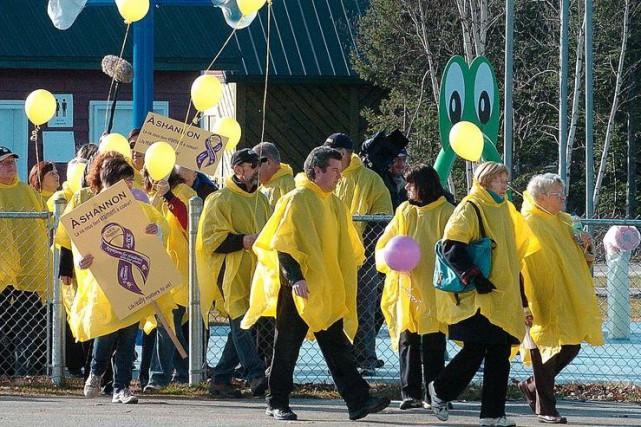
[237,0,267,15]
[115,0,150,23]
[66,162,86,193]
[191,75,223,112]
[213,117,242,150]
[99,133,132,159]
[449,121,484,162]
[145,141,176,181]
[25,89,57,125]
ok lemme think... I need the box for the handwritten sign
[134,112,226,175]
[60,180,182,319]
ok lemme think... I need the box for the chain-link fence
[0,210,52,379]
[200,215,641,386]
[11,202,641,387]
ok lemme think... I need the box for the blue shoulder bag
[433,201,494,304]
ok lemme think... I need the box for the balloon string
[178,21,241,156]
[103,22,131,135]
[260,1,273,143]
[30,127,42,191]
[253,2,274,221]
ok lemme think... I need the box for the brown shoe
[515,379,536,413]
[209,383,242,398]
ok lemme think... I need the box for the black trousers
[433,342,511,419]
[267,284,370,411]
[399,330,446,401]
[522,345,580,416]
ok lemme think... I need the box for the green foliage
[352,0,641,214]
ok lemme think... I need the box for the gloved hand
[475,275,496,294]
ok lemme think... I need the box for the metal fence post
[189,196,204,385]
[51,196,67,386]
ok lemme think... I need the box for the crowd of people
[0,126,604,425]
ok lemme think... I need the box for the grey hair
[304,146,342,180]
[253,142,280,162]
[527,173,564,200]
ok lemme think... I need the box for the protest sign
[134,112,226,175]
[60,180,182,320]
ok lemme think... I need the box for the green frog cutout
[434,56,502,184]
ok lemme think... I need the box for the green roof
[0,0,369,80]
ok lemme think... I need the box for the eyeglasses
[491,179,510,186]
[547,191,565,198]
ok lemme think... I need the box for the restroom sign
[48,94,74,128]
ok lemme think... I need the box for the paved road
[1,395,639,426]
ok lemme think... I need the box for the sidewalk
[1,395,639,426]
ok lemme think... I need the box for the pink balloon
[604,226,640,253]
[131,188,150,204]
[383,235,421,272]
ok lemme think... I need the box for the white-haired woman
[428,162,531,427]
[516,173,603,424]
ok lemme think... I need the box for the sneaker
[422,400,431,409]
[428,381,449,421]
[143,383,161,393]
[249,376,268,397]
[112,388,139,404]
[515,379,536,414]
[266,406,298,421]
[209,383,242,398]
[83,373,103,398]
[479,416,516,426]
[348,396,391,421]
[537,415,567,424]
[399,398,423,410]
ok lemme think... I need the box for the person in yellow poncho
[252,141,296,368]
[515,173,604,424]
[0,146,49,377]
[323,132,393,375]
[375,164,453,410]
[57,155,174,404]
[241,146,390,421]
[28,161,60,206]
[253,142,295,209]
[143,169,197,391]
[196,148,270,398]
[428,162,531,427]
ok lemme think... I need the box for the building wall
[0,68,199,176]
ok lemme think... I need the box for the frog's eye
[474,62,495,125]
[444,62,465,125]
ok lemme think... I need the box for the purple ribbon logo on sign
[100,222,150,295]
[196,135,223,170]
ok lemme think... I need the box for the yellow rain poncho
[376,197,453,351]
[436,182,532,342]
[521,192,604,351]
[196,177,270,321]
[260,163,295,208]
[55,191,175,341]
[241,174,365,340]
[0,178,49,299]
[334,154,393,237]
[150,183,197,308]
[38,189,54,207]
[47,182,74,212]
[133,168,144,190]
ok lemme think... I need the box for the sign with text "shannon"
[134,112,227,175]
[61,180,182,320]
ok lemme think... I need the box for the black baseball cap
[0,146,19,162]
[231,148,267,167]
[323,133,353,150]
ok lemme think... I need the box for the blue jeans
[212,315,265,385]
[148,306,189,386]
[91,322,138,393]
